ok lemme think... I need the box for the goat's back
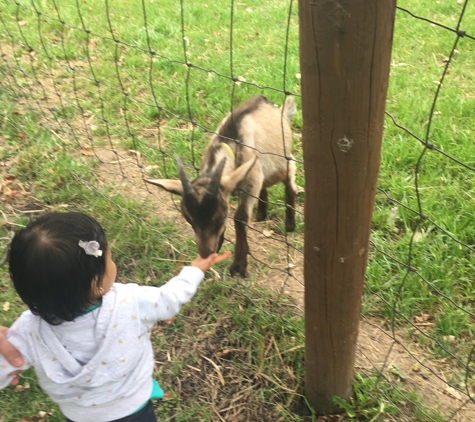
[218,96,294,181]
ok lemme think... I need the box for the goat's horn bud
[175,156,194,197]
[207,157,226,197]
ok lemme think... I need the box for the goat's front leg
[284,160,297,232]
[229,191,258,277]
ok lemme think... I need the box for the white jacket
[0,266,204,422]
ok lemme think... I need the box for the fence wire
[0,0,474,420]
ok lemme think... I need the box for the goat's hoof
[229,263,249,278]
[256,212,267,222]
[286,221,296,232]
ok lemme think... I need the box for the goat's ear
[221,156,258,194]
[144,179,183,196]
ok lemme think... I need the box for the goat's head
[145,156,257,258]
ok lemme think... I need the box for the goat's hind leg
[256,188,268,222]
[284,159,297,232]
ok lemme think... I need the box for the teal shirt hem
[133,379,164,414]
[83,303,164,416]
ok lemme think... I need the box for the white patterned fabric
[0,266,204,422]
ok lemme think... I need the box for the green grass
[367,0,475,358]
[1,0,475,420]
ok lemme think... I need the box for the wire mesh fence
[0,0,474,420]
[359,2,475,420]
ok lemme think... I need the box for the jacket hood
[32,286,143,389]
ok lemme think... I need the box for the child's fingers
[211,251,231,264]
[191,251,231,272]
[8,370,22,386]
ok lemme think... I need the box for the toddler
[0,212,230,421]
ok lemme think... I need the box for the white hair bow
[78,240,103,258]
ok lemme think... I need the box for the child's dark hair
[9,212,108,325]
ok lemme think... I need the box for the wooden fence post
[298,0,397,414]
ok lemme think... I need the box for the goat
[145,96,297,277]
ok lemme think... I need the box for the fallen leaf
[215,349,231,358]
[37,410,53,420]
[234,75,246,85]
[263,229,273,237]
[414,313,431,323]
[162,392,174,400]
[18,131,26,140]
[145,165,158,173]
[17,20,27,26]
[445,386,462,400]
[79,148,95,156]
[2,302,10,312]
[164,316,177,325]
[14,382,30,392]
[1,176,28,199]
[128,150,141,159]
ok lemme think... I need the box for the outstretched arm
[137,251,232,323]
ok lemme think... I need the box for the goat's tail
[282,96,296,121]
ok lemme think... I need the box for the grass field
[1,0,475,420]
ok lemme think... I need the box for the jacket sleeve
[0,314,33,390]
[134,266,205,325]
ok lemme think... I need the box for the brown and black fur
[145,96,297,277]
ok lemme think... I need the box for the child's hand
[191,251,232,273]
[0,326,24,385]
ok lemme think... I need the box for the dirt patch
[356,318,475,421]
